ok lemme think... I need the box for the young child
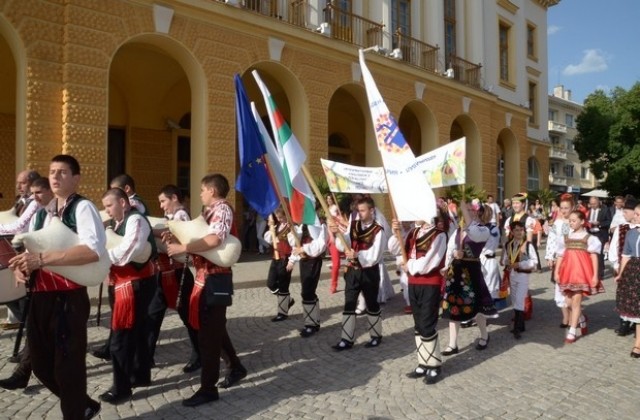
[501,221,537,339]
[263,207,295,322]
[554,210,604,343]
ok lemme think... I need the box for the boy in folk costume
[263,207,295,321]
[147,184,200,373]
[290,216,328,337]
[501,221,538,339]
[101,187,158,404]
[330,197,385,350]
[389,211,449,384]
[166,174,247,407]
[9,155,102,419]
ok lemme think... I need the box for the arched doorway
[108,41,192,216]
[497,128,519,197]
[450,115,481,187]
[327,85,368,165]
[398,100,438,155]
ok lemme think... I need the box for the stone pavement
[0,252,639,419]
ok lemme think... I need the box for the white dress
[480,224,501,299]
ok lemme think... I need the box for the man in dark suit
[587,196,612,280]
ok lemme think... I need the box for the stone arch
[108,34,207,211]
[327,83,371,165]
[0,15,26,207]
[450,114,481,186]
[497,127,519,197]
[241,61,309,151]
[398,100,438,155]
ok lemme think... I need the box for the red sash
[109,261,154,330]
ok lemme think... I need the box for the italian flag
[252,70,318,225]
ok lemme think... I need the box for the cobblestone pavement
[0,253,638,419]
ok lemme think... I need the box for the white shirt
[289,224,328,261]
[0,200,40,235]
[555,230,602,257]
[337,219,384,268]
[108,212,151,266]
[388,225,447,276]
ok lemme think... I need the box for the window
[497,154,505,204]
[391,0,411,49]
[566,139,574,151]
[549,109,557,121]
[581,167,589,180]
[499,22,510,81]
[550,135,560,145]
[527,158,540,191]
[564,164,574,178]
[527,23,537,59]
[444,0,456,62]
[565,113,574,127]
[528,81,537,126]
[550,163,559,175]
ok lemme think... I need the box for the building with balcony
[0,0,558,216]
[547,85,596,195]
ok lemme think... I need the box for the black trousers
[300,257,323,301]
[110,276,156,394]
[409,284,442,337]
[147,267,199,363]
[266,259,292,293]
[343,266,380,314]
[199,273,241,393]
[28,288,92,420]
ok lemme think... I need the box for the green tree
[574,83,640,196]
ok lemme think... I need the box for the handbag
[205,274,234,307]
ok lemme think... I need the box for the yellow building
[0,0,558,217]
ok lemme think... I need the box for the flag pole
[263,157,302,247]
[300,164,352,252]
[379,162,409,264]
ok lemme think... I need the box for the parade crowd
[1,155,639,420]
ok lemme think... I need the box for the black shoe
[423,368,442,385]
[616,320,632,337]
[8,350,23,363]
[300,325,320,337]
[271,313,288,322]
[559,323,569,328]
[92,347,111,361]
[364,336,382,348]
[183,360,201,373]
[84,399,101,420]
[218,366,247,389]
[99,390,132,405]
[405,368,426,379]
[182,389,219,407]
[475,335,490,351]
[460,320,476,328]
[442,346,459,356]
[0,373,29,390]
[332,339,353,351]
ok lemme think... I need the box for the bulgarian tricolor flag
[252,70,318,225]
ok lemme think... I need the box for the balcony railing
[548,120,567,133]
[447,55,482,88]
[323,3,384,48]
[550,148,567,160]
[393,29,439,73]
[549,174,568,186]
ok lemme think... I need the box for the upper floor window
[566,139,574,151]
[444,0,456,61]
[581,167,589,180]
[550,134,560,145]
[499,22,510,82]
[391,0,411,48]
[527,23,537,59]
[527,158,540,191]
[528,81,538,126]
[564,164,574,178]
[549,109,557,121]
[565,113,574,127]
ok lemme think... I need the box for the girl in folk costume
[263,207,295,322]
[389,210,449,384]
[545,194,574,328]
[554,210,604,344]
[609,197,638,337]
[501,221,538,339]
[479,204,501,302]
[615,203,640,358]
[441,200,498,355]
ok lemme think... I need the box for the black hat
[624,197,638,210]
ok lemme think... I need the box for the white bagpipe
[167,215,241,267]
[146,216,189,264]
[0,235,27,304]
[104,228,153,264]
[11,217,111,287]
[0,208,19,224]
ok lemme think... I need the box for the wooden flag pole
[300,164,352,252]
[262,156,302,247]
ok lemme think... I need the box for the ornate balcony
[393,29,439,73]
[447,55,482,88]
[550,145,567,160]
[322,3,384,48]
[548,120,567,134]
[549,173,568,186]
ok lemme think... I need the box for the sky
[547,0,640,104]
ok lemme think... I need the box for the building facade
[547,85,595,195]
[0,0,558,216]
